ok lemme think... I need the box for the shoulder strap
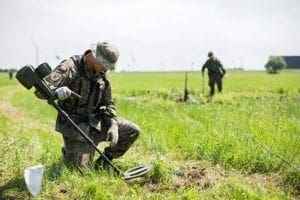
[71,55,87,77]
[69,55,85,112]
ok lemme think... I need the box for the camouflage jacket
[43,55,117,135]
[201,58,226,76]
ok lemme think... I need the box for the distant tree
[265,56,287,74]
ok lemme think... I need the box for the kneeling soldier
[36,41,140,169]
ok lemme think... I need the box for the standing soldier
[9,69,13,79]
[35,41,140,169]
[201,51,226,97]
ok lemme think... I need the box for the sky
[0,0,299,71]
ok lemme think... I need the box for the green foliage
[284,169,300,192]
[265,56,287,74]
[149,157,173,183]
[206,178,289,200]
[181,188,199,200]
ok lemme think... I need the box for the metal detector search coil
[123,165,152,180]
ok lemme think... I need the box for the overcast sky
[0,0,299,71]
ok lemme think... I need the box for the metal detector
[16,63,151,180]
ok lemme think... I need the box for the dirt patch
[128,161,224,192]
[0,101,23,119]
[169,161,227,192]
[0,86,23,119]
[172,167,221,190]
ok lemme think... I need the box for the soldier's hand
[107,123,119,147]
[55,87,72,100]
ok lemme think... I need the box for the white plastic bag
[24,165,44,196]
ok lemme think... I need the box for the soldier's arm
[35,58,78,99]
[99,79,117,123]
[201,60,208,75]
[217,60,226,75]
[44,58,77,88]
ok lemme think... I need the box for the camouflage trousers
[61,117,140,168]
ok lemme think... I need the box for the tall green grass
[0,71,299,199]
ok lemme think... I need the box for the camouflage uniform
[44,55,140,167]
[201,58,226,96]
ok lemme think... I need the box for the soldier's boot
[94,154,113,170]
[210,86,215,97]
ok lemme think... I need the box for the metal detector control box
[16,63,55,99]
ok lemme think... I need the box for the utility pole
[31,37,39,66]
[130,54,135,71]
[190,61,194,71]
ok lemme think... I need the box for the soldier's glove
[106,121,118,147]
[55,86,72,100]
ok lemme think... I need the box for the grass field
[0,70,299,199]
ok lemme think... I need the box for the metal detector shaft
[49,100,122,174]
